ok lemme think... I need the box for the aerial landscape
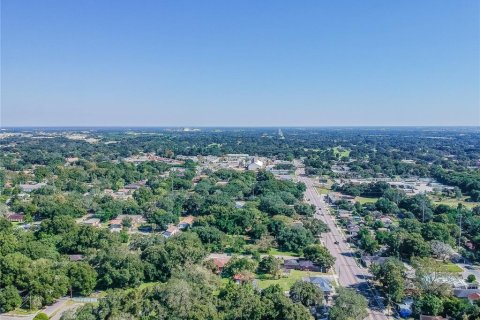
[1,1,479,320]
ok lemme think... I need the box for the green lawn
[257,270,329,291]
[316,177,333,195]
[440,262,463,273]
[7,309,38,316]
[430,196,479,209]
[316,187,330,195]
[267,248,300,257]
[333,147,350,158]
[355,196,379,204]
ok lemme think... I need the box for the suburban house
[178,216,194,229]
[19,182,46,192]
[347,224,360,237]
[116,214,146,228]
[124,184,141,190]
[109,219,123,232]
[283,259,300,270]
[232,272,254,284]
[67,254,85,262]
[380,216,393,227]
[298,260,317,271]
[7,213,25,223]
[104,188,133,200]
[65,157,79,164]
[83,218,101,227]
[209,256,231,273]
[302,276,334,297]
[224,154,250,162]
[235,201,245,208]
[162,224,180,238]
[468,292,480,304]
[326,192,355,205]
[361,255,387,268]
[453,288,480,300]
[283,259,319,271]
[247,159,264,171]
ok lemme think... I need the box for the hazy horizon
[1,0,479,127]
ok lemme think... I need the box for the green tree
[67,262,97,296]
[218,282,266,320]
[92,249,145,289]
[303,244,335,271]
[0,285,22,313]
[222,256,258,278]
[358,229,380,254]
[467,274,476,283]
[257,255,282,278]
[33,313,49,320]
[276,225,315,253]
[414,294,443,316]
[261,285,312,320]
[289,280,324,307]
[329,288,368,320]
[370,258,405,303]
[301,217,329,236]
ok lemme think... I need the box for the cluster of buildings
[162,215,194,238]
[207,254,336,306]
[334,177,455,195]
[18,182,47,193]
[124,153,185,165]
[102,180,146,200]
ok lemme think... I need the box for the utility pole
[457,204,463,247]
[421,191,426,223]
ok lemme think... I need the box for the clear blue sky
[1,0,479,127]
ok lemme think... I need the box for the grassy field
[8,309,37,316]
[333,146,350,158]
[316,186,330,195]
[316,177,333,195]
[429,196,479,209]
[355,196,379,204]
[257,270,329,291]
[267,248,300,257]
[439,262,463,273]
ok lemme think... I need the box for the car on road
[334,241,339,244]
[466,265,480,270]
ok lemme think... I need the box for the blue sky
[1,0,479,126]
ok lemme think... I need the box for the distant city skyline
[1,0,479,127]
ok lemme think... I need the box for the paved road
[456,263,480,280]
[0,298,82,320]
[295,165,389,320]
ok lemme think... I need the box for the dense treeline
[1,127,479,318]
[0,163,332,313]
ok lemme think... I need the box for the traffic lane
[299,175,388,320]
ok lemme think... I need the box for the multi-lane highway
[295,165,389,320]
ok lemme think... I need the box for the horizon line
[1,125,479,129]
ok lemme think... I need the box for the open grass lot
[257,270,329,291]
[267,248,300,257]
[440,262,463,273]
[333,146,350,158]
[7,308,37,316]
[315,177,333,195]
[355,196,379,204]
[316,186,330,195]
[429,196,479,209]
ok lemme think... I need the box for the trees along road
[295,165,390,320]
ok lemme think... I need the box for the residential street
[295,165,389,320]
